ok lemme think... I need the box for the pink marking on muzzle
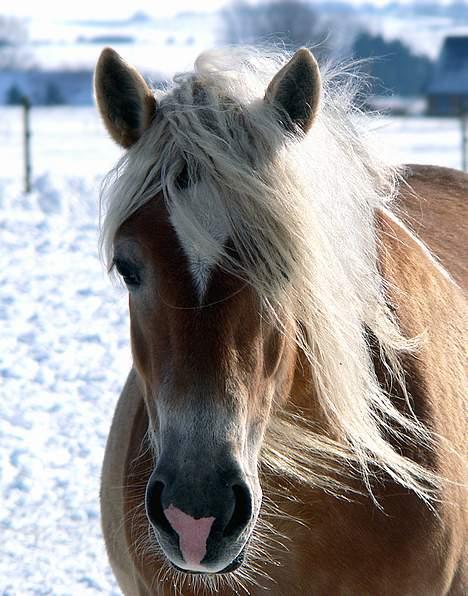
[164,504,215,566]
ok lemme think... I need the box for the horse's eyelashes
[114,258,141,288]
[175,162,202,191]
[175,164,190,190]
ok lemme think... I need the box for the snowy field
[0,107,464,595]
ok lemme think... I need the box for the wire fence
[0,105,465,194]
[0,106,122,189]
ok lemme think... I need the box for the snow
[0,186,127,593]
[0,110,125,594]
[0,107,464,594]
[369,116,464,171]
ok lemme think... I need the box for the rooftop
[428,35,468,95]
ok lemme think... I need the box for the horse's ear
[265,48,321,134]
[94,47,157,148]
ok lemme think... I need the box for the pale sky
[2,0,229,20]
[0,0,449,22]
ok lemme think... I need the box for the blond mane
[100,47,439,500]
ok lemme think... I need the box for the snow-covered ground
[1,109,125,595]
[0,108,464,594]
[0,107,464,179]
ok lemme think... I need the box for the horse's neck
[397,164,467,291]
[285,206,465,470]
[375,206,462,337]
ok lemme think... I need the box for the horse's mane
[100,47,438,500]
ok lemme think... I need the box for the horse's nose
[146,475,252,566]
[163,505,215,566]
[220,483,252,538]
[145,480,172,535]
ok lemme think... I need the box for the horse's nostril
[223,483,252,538]
[146,480,174,536]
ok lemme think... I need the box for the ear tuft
[265,48,321,134]
[94,47,157,148]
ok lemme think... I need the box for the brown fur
[397,164,467,290]
[100,164,467,595]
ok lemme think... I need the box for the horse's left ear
[94,47,157,148]
[265,48,321,134]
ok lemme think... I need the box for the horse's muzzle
[170,546,246,575]
[145,464,255,574]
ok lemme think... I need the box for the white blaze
[169,181,229,300]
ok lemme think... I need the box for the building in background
[427,36,468,116]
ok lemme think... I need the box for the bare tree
[0,16,33,70]
[221,0,331,57]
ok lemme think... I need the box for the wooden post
[462,114,467,173]
[22,95,31,193]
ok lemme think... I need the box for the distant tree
[409,1,442,15]
[447,0,468,19]
[6,83,24,105]
[43,82,66,106]
[0,16,33,69]
[221,0,332,57]
[352,31,433,96]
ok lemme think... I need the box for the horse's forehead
[118,196,230,303]
[169,187,229,300]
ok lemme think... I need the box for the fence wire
[0,108,464,192]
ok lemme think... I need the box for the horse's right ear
[94,48,157,148]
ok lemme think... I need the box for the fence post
[22,95,31,193]
[462,115,468,173]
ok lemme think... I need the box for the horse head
[95,47,321,574]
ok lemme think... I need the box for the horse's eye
[175,163,190,190]
[114,259,141,288]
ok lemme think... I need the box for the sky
[0,0,453,22]
[2,0,229,20]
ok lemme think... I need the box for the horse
[94,46,467,595]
